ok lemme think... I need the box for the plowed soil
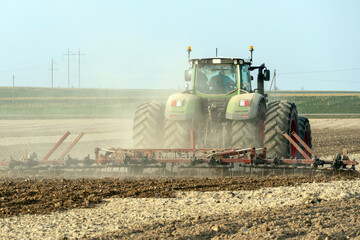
[311,119,360,157]
[96,197,360,240]
[1,175,357,218]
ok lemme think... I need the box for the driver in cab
[209,71,235,94]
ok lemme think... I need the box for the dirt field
[0,118,359,161]
[0,119,132,162]
[0,118,360,239]
[310,119,360,157]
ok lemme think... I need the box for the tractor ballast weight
[133,46,311,159]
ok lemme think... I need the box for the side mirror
[184,70,191,82]
[263,69,270,81]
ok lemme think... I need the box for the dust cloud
[0,118,359,178]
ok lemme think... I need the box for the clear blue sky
[1,0,359,91]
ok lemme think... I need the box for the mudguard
[226,93,265,120]
[164,93,202,120]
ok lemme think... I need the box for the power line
[0,64,49,73]
[278,67,360,75]
[278,75,360,83]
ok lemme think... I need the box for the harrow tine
[190,130,195,150]
[42,131,70,162]
[291,131,317,159]
[282,132,311,160]
[59,132,84,160]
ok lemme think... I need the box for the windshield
[195,64,237,94]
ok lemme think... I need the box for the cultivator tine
[59,132,84,160]
[41,132,70,161]
[22,149,28,160]
[342,149,349,160]
[190,130,195,150]
[291,131,317,159]
[282,132,311,160]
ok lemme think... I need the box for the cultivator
[0,131,357,177]
[93,131,357,176]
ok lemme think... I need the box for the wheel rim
[290,119,297,158]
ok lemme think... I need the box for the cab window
[240,65,251,92]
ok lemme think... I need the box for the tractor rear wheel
[231,103,265,149]
[163,120,193,149]
[231,120,264,148]
[132,101,165,148]
[264,101,298,158]
[297,116,312,157]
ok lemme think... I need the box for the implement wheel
[264,101,298,158]
[133,101,164,148]
[163,120,193,149]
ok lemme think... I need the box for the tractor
[133,46,312,159]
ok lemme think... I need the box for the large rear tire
[297,116,312,157]
[231,103,265,149]
[231,120,264,148]
[264,101,298,158]
[132,101,164,148]
[163,120,193,149]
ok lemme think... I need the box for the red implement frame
[1,130,357,170]
[94,131,357,169]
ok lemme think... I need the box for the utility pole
[64,49,75,88]
[51,59,54,88]
[12,75,15,104]
[78,49,84,88]
[67,49,70,88]
[274,70,277,101]
[50,59,58,88]
[64,49,81,88]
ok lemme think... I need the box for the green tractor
[133,46,311,159]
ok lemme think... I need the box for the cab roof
[189,58,251,65]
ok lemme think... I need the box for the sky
[0,0,360,91]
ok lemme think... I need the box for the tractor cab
[186,58,252,96]
[185,46,270,97]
